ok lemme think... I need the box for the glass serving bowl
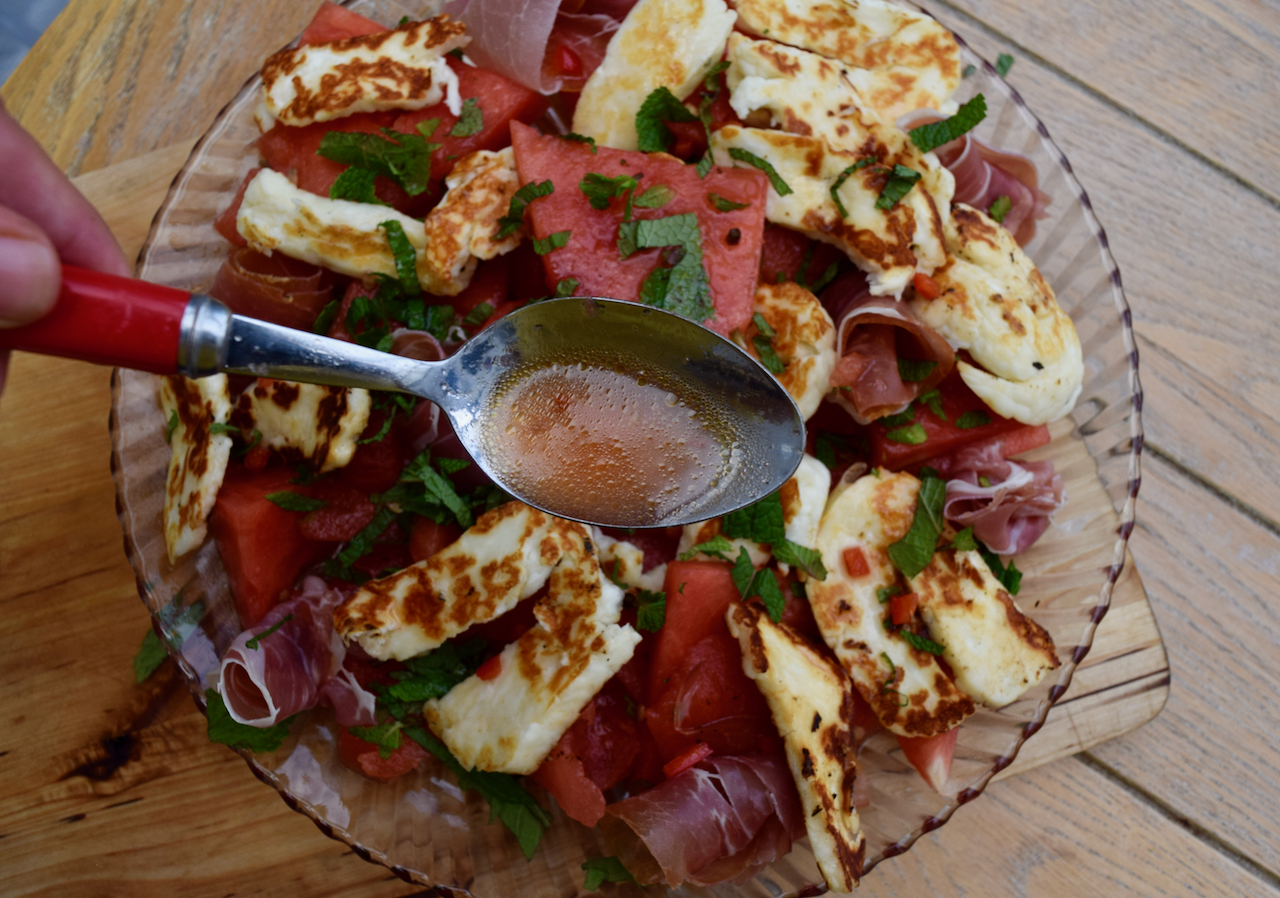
[110,1,1143,894]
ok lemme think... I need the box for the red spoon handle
[0,265,192,375]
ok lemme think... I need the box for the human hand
[0,98,130,395]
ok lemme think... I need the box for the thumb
[0,204,60,328]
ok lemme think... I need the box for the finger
[0,101,130,277]
[0,203,60,328]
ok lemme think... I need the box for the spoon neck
[177,293,440,396]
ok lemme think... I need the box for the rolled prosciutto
[209,247,336,332]
[823,270,955,423]
[601,754,804,887]
[944,441,1065,555]
[217,577,376,728]
[899,109,1051,247]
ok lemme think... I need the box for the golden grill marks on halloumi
[229,379,371,474]
[255,16,469,130]
[807,472,975,737]
[910,204,1083,425]
[749,281,836,420]
[160,375,234,563]
[424,525,641,774]
[909,549,1058,708]
[419,148,525,296]
[237,168,429,283]
[572,0,737,151]
[727,603,864,892]
[709,124,951,297]
[731,0,962,121]
[591,528,667,593]
[333,502,586,660]
[676,453,830,572]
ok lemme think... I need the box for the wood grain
[933,0,1280,203]
[0,0,319,176]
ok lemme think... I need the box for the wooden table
[2,1,1278,895]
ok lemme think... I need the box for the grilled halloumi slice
[237,168,430,282]
[255,16,469,130]
[727,602,863,892]
[334,502,586,660]
[591,528,667,593]
[160,375,234,562]
[710,124,951,297]
[910,204,1083,424]
[909,549,1058,707]
[677,453,830,574]
[572,0,737,150]
[806,471,975,736]
[749,281,836,420]
[424,525,641,774]
[229,379,371,473]
[419,148,524,296]
[732,0,962,120]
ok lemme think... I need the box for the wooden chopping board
[0,144,1170,895]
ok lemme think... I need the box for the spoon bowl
[4,267,805,527]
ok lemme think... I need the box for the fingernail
[0,231,59,328]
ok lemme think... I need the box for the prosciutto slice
[218,577,376,728]
[445,0,625,94]
[823,270,955,423]
[943,441,1064,555]
[898,109,1051,247]
[601,754,804,887]
[209,247,335,332]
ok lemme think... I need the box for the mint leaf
[678,533,736,561]
[463,301,495,327]
[918,388,946,421]
[887,475,947,578]
[978,541,1022,595]
[634,184,675,210]
[728,147,793,196]
[403,726,551,860]
[533,230,571,255]
[378,450,475,529]
[875,164,922,210]
[387,638,486,702]
[562,132,597,153]
[554,278,579,298]
[265,491,327,512]
[635,589,666,632]
[900,629,946,655]
[886,423,927,444]
[449,98,483,137]
[164,409,178,444]
[325,506,396,581]
[753,332,785,373]
[329,166,387,205]
[582,857,637,890]
[773,540,827,580]
[379,220,421,297]
[205,689,293,753]
[988,194,1012,223]
[580,172,640,214]
[829,158,874,219]
[955,410,991,429]
[133,629,168,683]
[245,614,294,650]
[318,127,439,196]
[996,53,1015,77]
[348,717,405,759]
[731,548,784,621]
[313,299,339,335]
[703,59,730,92]
[908,94,987,154]
[897,358,937,383]
[635,86,698,153]
[497,179,554,238]
[619,213,714,323]
[708,192,748,212]
[722,490,786,545]
[949,527,978,552]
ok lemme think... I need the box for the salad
[152,0,1084,891]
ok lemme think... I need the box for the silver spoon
[2,265,805,527]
